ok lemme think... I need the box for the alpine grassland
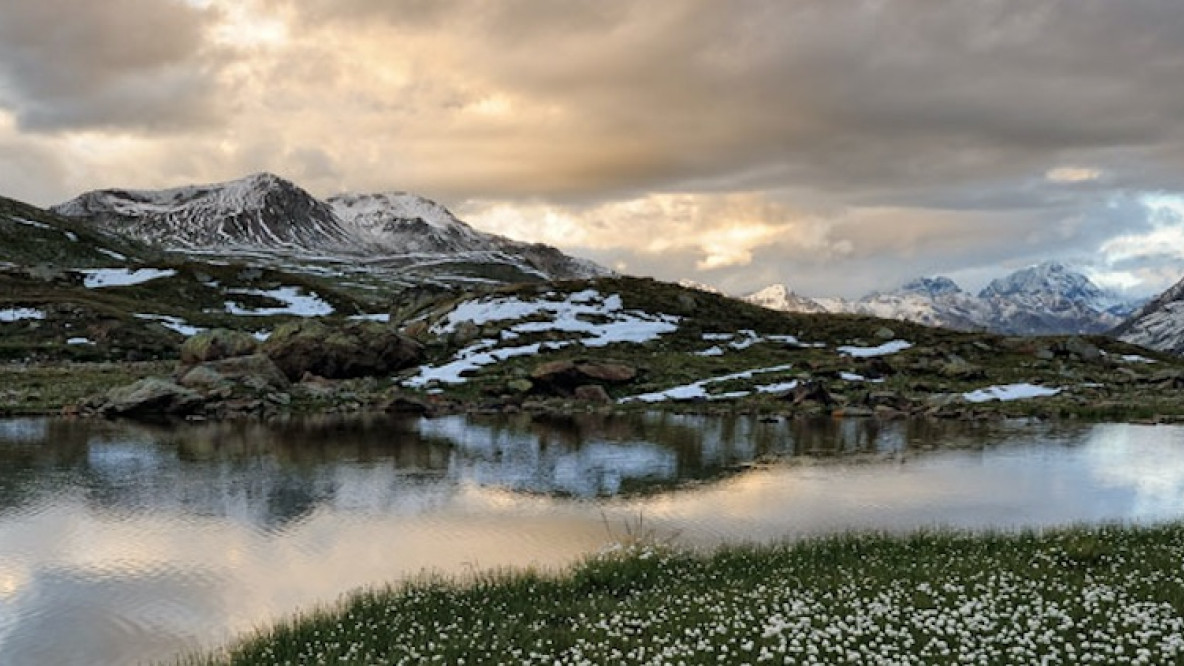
[188,522,1184,665]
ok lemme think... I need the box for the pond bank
[189,523,1184,666]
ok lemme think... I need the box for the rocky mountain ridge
[52,173,609,285]
[1114,277,1184,354]
[742,262,1143,336]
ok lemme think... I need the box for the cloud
[460,192,840,275]
[4,1,1184,299]
[1046,167,1103,184]
[0,0,229,132]
[252,0,1184,205]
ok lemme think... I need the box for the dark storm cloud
[271,0,1184,207]
[0,0,226,132]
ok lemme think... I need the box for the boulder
[100,377,203,416]
[450,320,481,346]
[1060,337,1102,362]
[176,364,227,389]
[874,326,896,340]
[179,353,290,391]
[180,329,258,365]
[530,360,638,395]
[262,320,424,381]
[575,362,637,383]
[574,384,613,404]
[785,381,834,406]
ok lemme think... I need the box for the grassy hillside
[394,276,1183,420]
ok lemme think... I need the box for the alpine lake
[2,412,1184,665]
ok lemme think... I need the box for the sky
[2,0,1184,299]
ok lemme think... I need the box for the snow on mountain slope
[976,262,1126,335]
[744,263,1141,336]
[328,192,491,254]
[52,174,610,282]
[1115,277,1184,353]
[53,173,359,253]
[742,284,826,313]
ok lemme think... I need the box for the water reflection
[0,415,1181,666]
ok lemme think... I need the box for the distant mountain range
[52,173,609,286]
[16,171,1184,357]
[741,262,1145,336]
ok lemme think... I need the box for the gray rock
[874,326,896,340]
[573,384,612,403]
[176,364,228,389]
[102,378,202,416]
[1061,337,1102,362]
[263,320,424,381]
[180,329,258,365]
[178,353,290,391]
[451,320,481,346]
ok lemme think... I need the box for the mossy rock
[181,329,259,365]
[263,320,424,381]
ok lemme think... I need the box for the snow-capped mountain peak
[52,173,357,252]
[744,262,1143,335]
[326,191,492,254]
[51,174,611,283]
[900,276,963,297]
[978,261,1105,305]
[328,191,462,231]
[742,284,826,313]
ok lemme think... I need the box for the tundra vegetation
[185,523,1184,665]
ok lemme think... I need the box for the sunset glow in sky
[2,0,1184,298]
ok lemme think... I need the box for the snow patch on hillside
[134,314,202,336]
[0,307,46,322]
[621,364,795,403]
[404,290,680,388]
[962,383,1061,403]
[81,268,176,288]
[838,340,913,358]
[224,286,334,317]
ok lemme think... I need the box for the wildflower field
[191,524,1184,665]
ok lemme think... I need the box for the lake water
[2,414,1183,665]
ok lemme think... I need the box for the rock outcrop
[262,320,424,381]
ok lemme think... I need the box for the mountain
[743,262,1140,336]
[976,262,1128,335]
[1114,278,1184,353]
[52,173,359,254]
[848,278,990,331]
[743,284,826,313]
[52,173,609,285]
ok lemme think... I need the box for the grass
[0,360,171,415]
[186,523,1184,665]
